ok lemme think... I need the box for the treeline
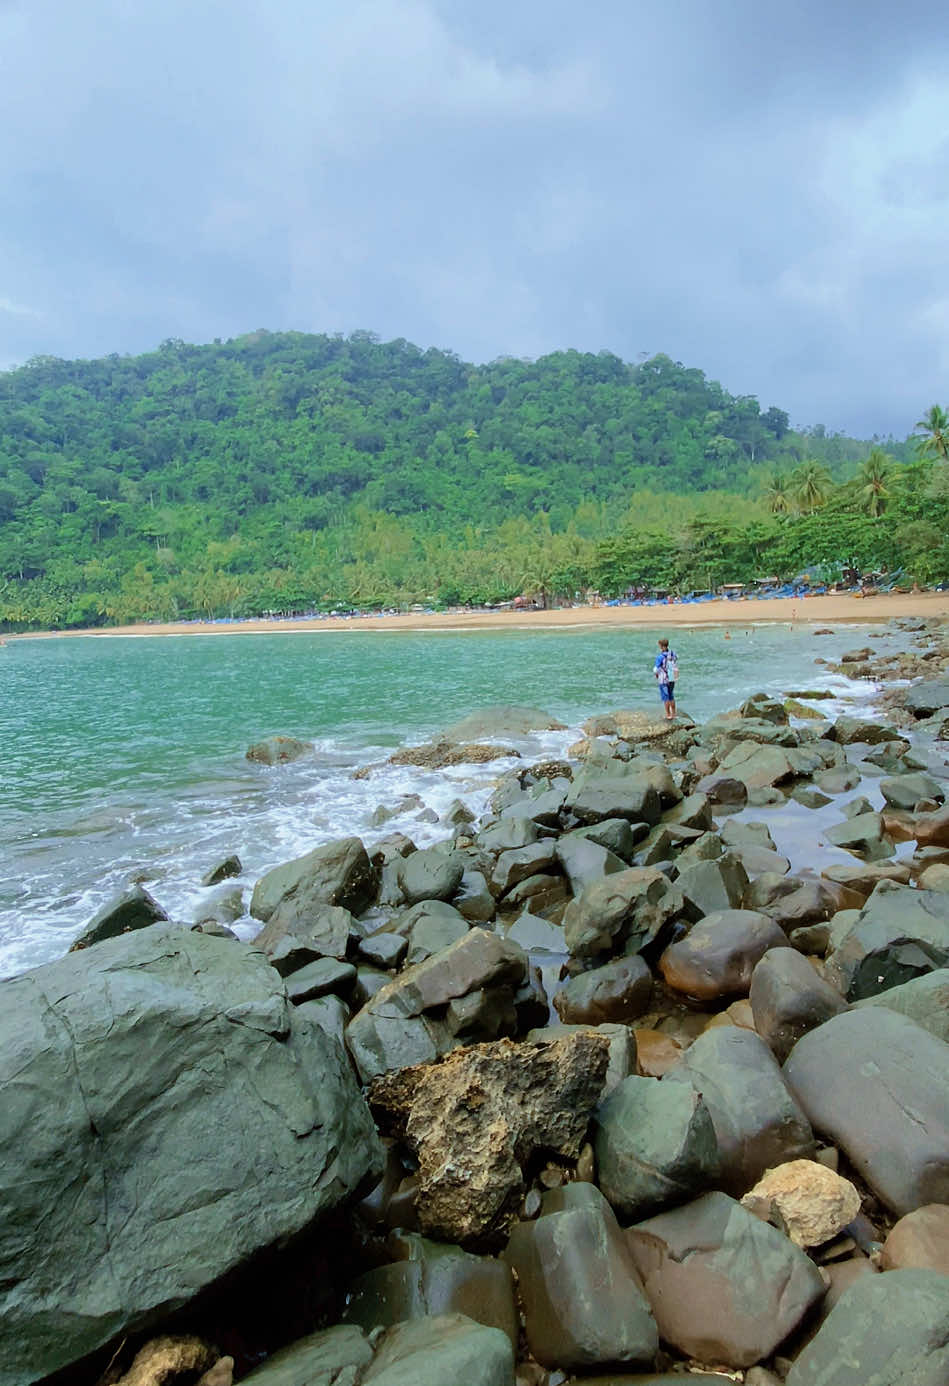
[0,330,935,628]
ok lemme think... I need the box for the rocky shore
[3,616,949,1386]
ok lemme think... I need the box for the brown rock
[880,1204,949,1273]
[634,1029,684,1077]
[659,909,789,1001]
[917,805,949,848]
[553,955,653,1024]
[368,1033,610,1246]
[388,741,522,769]
[740,1159,860,1247]
[749,947,849,1062]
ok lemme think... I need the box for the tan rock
[741,1159,860,1247]
[634,1028,683,1077]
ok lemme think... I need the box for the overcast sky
[2,0,948,436]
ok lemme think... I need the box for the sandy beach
[7,589,949,641]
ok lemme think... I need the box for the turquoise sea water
[0,623,884,977]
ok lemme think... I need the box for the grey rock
[70,883,169,950]
[504,1184,658,1371]
[498,873,569,917]
[565,777,662,827]
[200,853,242,886]
[792,785,833,809]
[718,743,795,789]
[904,677,949,719]
[477,817,539,852]
[556,834,631,893]
[441,705,566,739]
[191,883,244,925]
[492,841,560,895]
[358,929,409,969]
[628,1192,825,1369]
[0,928,381,1386]
[453,869,496,923]
[663,791,714,830]
[364,1314,516,1386]
[786,1268,949,1386]
[563,868,684,959]
[565,817,644,862]
[254,903,354,972]
[595,1075,719,1219]
[749,947,849,1062]
[853,968,949,1042]
[814,764,863,794]
[823,882,949,1000]
[675,853,749,921]
[240,1324,374,1386]
[399,848,465,905]
[784,1007,949,1216]
[664,1026,814,1194]
[825,811,894,860]
[880,771,945,810]
[831,716,902,744]
[295,993,350,1048]
[285,956,356,1003]
[251,837,378,923]
[506,911,566,954]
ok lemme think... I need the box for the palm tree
[858,448,890,517]
[764,471,791,515]
[914,405,949,462]
[791,461,833,513]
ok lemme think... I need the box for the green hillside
[0,330,939,628]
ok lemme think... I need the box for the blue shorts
[659,681,675,703]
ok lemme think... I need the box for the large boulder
[503,1184,658,1372]
[749,947,849,1061]
[659,909,788,1001]
[250,837,378,923]
[440,706,566,739]
[563,868,684,959]
[362,1314,515,1386]
[253,903,354,972]
[904,677,949,719]
[398,847,465,906]
[717,742,795,789]
[553,955,653,1024]
[346,929,528,1083]
[823,882,949,1000]
[594,1075,719,1220]
[565,777,662,827]
[0,927,381,1386]
[786,1269,949,1386]
[784,1007,949,1215]
[853,968,949,1042]
[664,1026,814,1193]
[627,1192,825,1368]
[368,1033,610,1246]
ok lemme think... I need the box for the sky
[2,0,948,437]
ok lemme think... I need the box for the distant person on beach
[654,638,678,719]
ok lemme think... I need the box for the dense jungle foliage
[0,329,943,628]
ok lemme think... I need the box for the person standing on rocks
[654,638,678,719]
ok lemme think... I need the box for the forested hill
[0,330,920,626]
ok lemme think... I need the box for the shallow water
[0,623,895,977]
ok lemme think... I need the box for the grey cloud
[2,0,948,436]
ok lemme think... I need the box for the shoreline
[6,589,949,641]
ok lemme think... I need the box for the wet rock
[841,794,875,819]
[659,909,788,1001]
[245,734,313,764]
[285,956,356,1003]
[695,773,748,806]
[492,842,560,895]
[791,785,834,809]
[454,869,496,922]
[784,1007,949,1215]
[785,698,827,720]
[718,742,796,789]
[504,1184,658,1371]
[825,811,894,860]
[443,798,476,828]
[785,1268,949,1386]
[730,844,791,877]
[820,861,911,897]
[830,716,901,744]
[565,777,662,827]
[721,819,777,850]
[0,928,381,1386]
[749,947,849,1061]
[584,817,649,859]
[506,910,566,954]
[254,903,354,972]
[675,854,750,921]
[917,804,949,848]
[563,867,684,959]
[70,883,169,950]
[740,693,790,724]
[388,740,522,770]
[239,1324,374,1386]
[853,968,949,1041]
[363,1314,515,1386]
[759,879,863,933]
[627,1192,825,1368]
[500,873,570,917]
[880,771,945,810]
[789,921,832,955]
[823,881,949,1000]
[904,677,949,718]
[398,847,465,905]
[558,824,639,878]
[740,1159,860,1246]
[191,884,244,926]
[880,1204,949,1273]
[634,1029,683,1077]
[200,854,242,886]
[501,785,566,828]
[814,763,863,794]
[553,955,653,1024]
[595,1075,718,1220]
[664,1026,814,1194]
[251,837,378,923]
[368,1032,610,1246]
[344,1233,517,1346]
[346,928,528,1082]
